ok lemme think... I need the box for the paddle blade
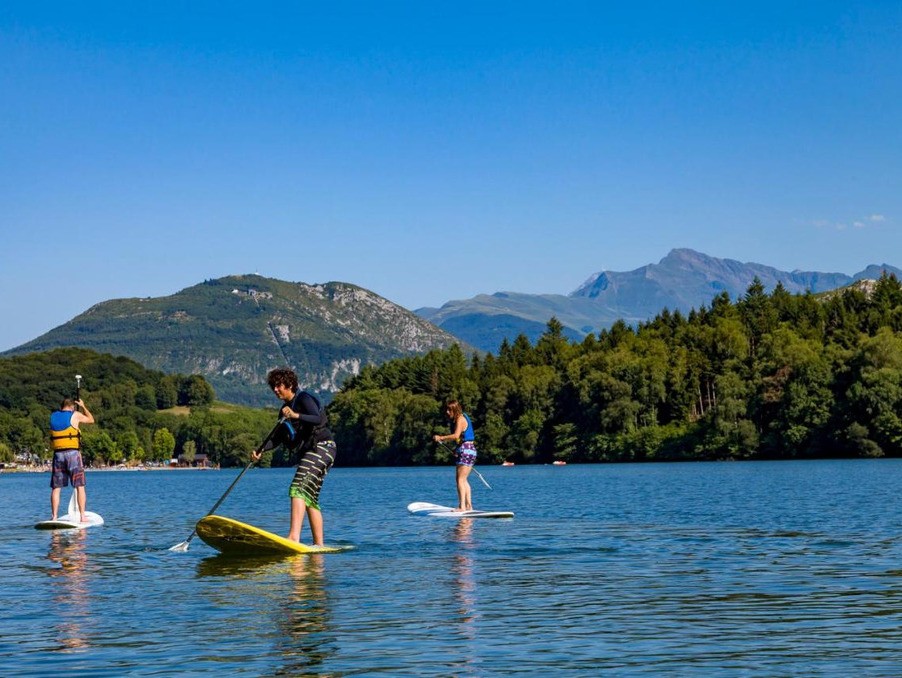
[473,469,492,489]
[169,541,190,552]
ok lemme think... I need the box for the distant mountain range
[5,251,900,406]
[3,275,466,407]
[416,248,902,352]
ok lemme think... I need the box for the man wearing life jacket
[49,398,95,522]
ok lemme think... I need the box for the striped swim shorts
[288,440,336,509]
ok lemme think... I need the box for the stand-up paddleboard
[407,502,514,519]
[35,491,104,530]
[195,515,351,555]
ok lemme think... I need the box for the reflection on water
[450,520,479,675]
[278,555,336,675]
[195,553,292,579]
[194,553,337,675]
[452,520,477,630]
[46,530,91,652]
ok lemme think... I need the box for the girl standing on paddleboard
[252,368,336,546]
[434,400,476,511]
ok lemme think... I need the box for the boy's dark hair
[267,367,299,392]
[60,398,76,410]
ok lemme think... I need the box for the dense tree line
[4,276,901,469]
[328,275,902,465]
[0,348,273,467]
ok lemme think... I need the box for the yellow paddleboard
[195,515,350,555]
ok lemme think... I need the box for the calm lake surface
[3,460,902,675]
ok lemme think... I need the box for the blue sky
[1,1,900,351]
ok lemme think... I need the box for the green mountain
[3,275,467,406]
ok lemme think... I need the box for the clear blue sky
[2,1,900,351]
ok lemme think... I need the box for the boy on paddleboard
[251,368,336,546]
[434,400,477,511]
[49,398,95,522]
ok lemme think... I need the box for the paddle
[169,417,286,552]
[74,374,84,522]
[436,440,492,489]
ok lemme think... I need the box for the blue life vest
[50,410,80,451]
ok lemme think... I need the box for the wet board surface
[407,501,514,519]
[35,492,104,530]
[195,515,351,555]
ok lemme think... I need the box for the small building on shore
[176,453,212,468]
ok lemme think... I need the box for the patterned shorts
[289,440,336,509]
[456,441,477,467]
[51,449,86,489]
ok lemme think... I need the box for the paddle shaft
[437,440,492,489]
[173,417,285,549]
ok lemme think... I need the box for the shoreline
[1,465,220,474]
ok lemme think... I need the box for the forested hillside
[330,276,902,465]
[7,275,901,470]
[5,275,467,406]
[0,348,277,468]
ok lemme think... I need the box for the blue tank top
[459,413,475,442]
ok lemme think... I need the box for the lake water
[3,460,902,675]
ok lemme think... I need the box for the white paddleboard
[35,491,104,530]
[407,501,514,519]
